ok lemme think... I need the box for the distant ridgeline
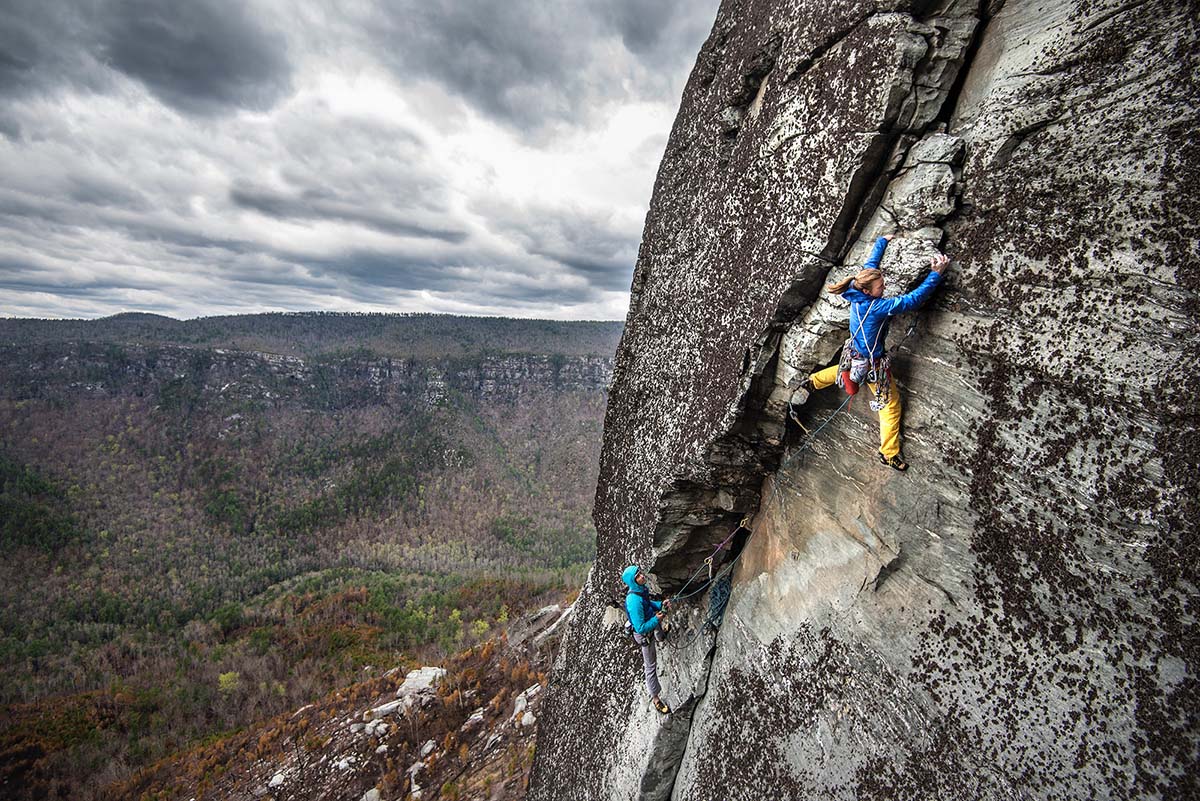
[0,311,624,358]
[0,312,620,407]
[0,313,619,800]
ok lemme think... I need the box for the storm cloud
[99,0,293,114]
[356,0,712,129]
[0,0,720,320]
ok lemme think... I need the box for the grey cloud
[603,0,700,61]
[118,221,257,254]
[99,0,292,114]
[303,250,472,294]
[230,184,469,243]
[0,0,718,321]
[0,0,291,115]
[296,246,609,308]
[363,0,718,130]
[67,174,149,210]
[0,115,20,141]
[224,114,469,242]
[0,187,250,253]
[0,0,106,99]
[482,201,638,292]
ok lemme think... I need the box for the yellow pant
[809,364,902,459]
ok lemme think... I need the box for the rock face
[530,1,1198,800]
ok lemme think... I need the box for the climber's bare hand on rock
[931,253,950,273]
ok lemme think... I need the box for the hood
[621,565,641,593]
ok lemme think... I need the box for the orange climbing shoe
[652,697,671,715]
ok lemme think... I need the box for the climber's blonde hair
[827,268,882,295]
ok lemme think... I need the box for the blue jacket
[622,565,662,634]
[844,237,943,360]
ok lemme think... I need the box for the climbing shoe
[879,452,908,472]
[652,697,672,715]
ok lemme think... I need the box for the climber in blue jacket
[800,234,949,471]
[622,564,671,714]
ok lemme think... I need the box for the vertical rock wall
[530,1,1198,799]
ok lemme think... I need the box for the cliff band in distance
[529,1,1199,799]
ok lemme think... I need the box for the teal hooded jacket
[622,565,662,635]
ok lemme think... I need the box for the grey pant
[632,630,664,697]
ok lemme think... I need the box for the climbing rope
[670,571,735,651]
[663,389,854,636]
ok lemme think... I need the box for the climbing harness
[837,298,893,412]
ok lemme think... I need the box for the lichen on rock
[530,0,1199,799]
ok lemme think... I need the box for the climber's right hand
[931,253,950,273]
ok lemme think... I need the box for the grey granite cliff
[529,1,1199,799]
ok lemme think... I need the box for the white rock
[350,722,365,733]
[532,604,574,646]
[268,772,285,788]
[460,706,485,734]
[361,789,381,801]
[408,759,425,797]
[520,711,536,727]
[510,683,543,723]
[375,744,388,754]
[394,666,446,710]
[419,739,436,758]
[364,698,403,720]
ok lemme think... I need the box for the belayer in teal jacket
[622,564,663,634]
[621,564,671,714]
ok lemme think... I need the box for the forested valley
[0,312,620,799]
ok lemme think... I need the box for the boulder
[394,666,446,707]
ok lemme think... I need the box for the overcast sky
[0,0,720,321]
